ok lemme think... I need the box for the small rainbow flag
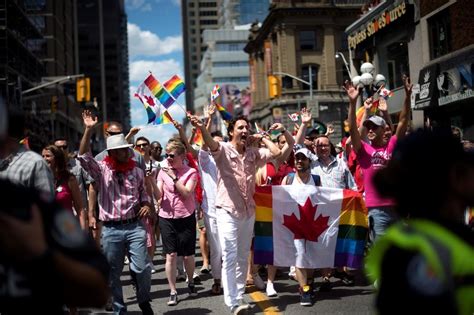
[356,104,378,127]
[211,84,220,101]
[192,128,204,146]
[144,74,175,109]
[379,87,394,100]
[156,110,174,125]
[216,103,232,121]
[254,186,367,269]
[163,75,186,99]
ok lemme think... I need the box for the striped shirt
[78,152,149,222]
[310,155,357,191]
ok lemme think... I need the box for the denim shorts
[368,206,398,246]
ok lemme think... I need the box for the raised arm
[377,97,394,133]
[189,114,218,152]
[395,75,413,139]
[345,81,362,153]
[79,110,98,155]
[269,123,295,163]
[206,103,216,132]
[173,120,198,159]
[125,127,140,144]
[295,108,312,145]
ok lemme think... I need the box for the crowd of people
[0,75,473,315]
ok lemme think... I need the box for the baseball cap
[363,115,386,128]
[295,148,312,159]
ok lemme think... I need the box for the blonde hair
[166,139,186,155]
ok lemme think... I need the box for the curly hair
[43,145,71,181]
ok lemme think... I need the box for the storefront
[415,45,474,140]
[346,0,417,114]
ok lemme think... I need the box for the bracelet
[173,177,178,183]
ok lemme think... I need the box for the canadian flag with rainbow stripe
[253,185,368,269]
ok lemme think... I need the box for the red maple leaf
[283,197,330,242]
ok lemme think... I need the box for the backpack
[285,172,321,186]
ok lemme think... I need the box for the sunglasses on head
[165,153,176,159]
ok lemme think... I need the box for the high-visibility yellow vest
[366,220,474,315]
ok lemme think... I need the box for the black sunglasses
[57,145,68,150]
[165,153,175,158]
[107,130,121,136]
[136,143,149,148]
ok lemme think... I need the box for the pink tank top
[55,178,73,211]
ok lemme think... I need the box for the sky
[125,0,186,144]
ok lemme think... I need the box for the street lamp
[352,62,386,97]
[273,68,313,100]
[335,52,351,77]
[21,74,85,95]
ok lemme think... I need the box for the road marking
[247,286,282,314]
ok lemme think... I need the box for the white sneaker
[253,273,265,290]
[151,267,156,274]
[266,282,278,297]
[288,266,296,280]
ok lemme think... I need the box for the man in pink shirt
[190,114,283,315]
[346,76,412,245]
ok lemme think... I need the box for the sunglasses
[56,145,68,150]
[136,143,149,148]
[106,130,121,136]
[165,153,176,159]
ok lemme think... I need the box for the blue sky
[125,0,185,144]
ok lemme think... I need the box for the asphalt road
[82,243,376,315]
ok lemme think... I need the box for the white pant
[203,213,222,280]
[216,208,255,308]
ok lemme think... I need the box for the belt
[103,216,139,227]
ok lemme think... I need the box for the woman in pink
[157,139,198,306]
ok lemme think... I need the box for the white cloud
[128,23,182,57]
[141,3,152,11]
[171,0,181,6]
[129,59,182,82]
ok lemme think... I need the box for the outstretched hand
[343,80,360,104]
[403,75,413,95]
[300,107,312,124]
[188,114,204,129]
[82,110,98,129]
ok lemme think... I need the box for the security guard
[0,100,109,314]
[366,129,474,315]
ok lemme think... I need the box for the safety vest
[366,220,474,315]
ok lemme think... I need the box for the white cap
[295,147,312,158]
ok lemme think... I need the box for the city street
[83,242,376,315]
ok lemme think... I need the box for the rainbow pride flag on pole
[163,75,186,100]
[254,185,367,269]
[156,110,174,125]
[144,74,175,109]
[134,83,162,124]
[215,103,232,121]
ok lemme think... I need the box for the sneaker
[151,267,156,274]
[188,283,198,297]
[237,299,250,309]
[167,292,178,306]
[319,276,331,292]
[200,265,210,274]
[139,301,154,315]
[188,271,201,283]
[288,266,297,281]
[230,304,247,315]
[252,273,265,290]
[334,270,355,286]
[176,269,186,282]
[299,285,313,306]
[266,282,278,297]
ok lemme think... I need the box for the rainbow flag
[156,110,174,125]
[144,74,175,108]
[192,128,204,146]
[163,75,186,99]
[216,103,232,121]
[356,104,378,127]
[254,186,367,269]
[134,83,161,124]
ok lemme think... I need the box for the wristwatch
[173,177,178,183]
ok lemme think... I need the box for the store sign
[348,0,407,50]
[438,61,474,106]
[414,64,439,109]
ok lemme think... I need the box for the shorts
[159,213,196,256]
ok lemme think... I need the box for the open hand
[82,110,98,129]
[343,80,360,103]
[300,108,312,124]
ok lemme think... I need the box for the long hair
[44,145,70,182]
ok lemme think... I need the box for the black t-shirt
[0,179,109,314]
[376,220,473,315]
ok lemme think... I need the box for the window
[213,61,248,67]
[428,10,451,59]
[301,64,319,90]
[386,41,409,88]
[299,31,317,50]
[199,11,217,16]
[201,19,217,25]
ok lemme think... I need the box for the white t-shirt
[198,150,218,217]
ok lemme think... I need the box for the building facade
[181,0,220,112]
[346,0,474,140]
[245,0,363,140]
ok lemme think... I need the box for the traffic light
[268,75,281,99]
[51,95,58,113]
[76,77,90,102]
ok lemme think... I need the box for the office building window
[299,31,317,50]
[428,10,451,59]
[301,64,319,90]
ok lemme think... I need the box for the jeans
[216,208,255,308]
[102,221,151,315]
[368,206,398,246]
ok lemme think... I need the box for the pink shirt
[158,165,197,219]
[78,152,150,221]
[212,142,272,219]
[357,136,397,208]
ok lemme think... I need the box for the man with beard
[77,110,154,315]
[346,75,412,246]
[189,114,284,315]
